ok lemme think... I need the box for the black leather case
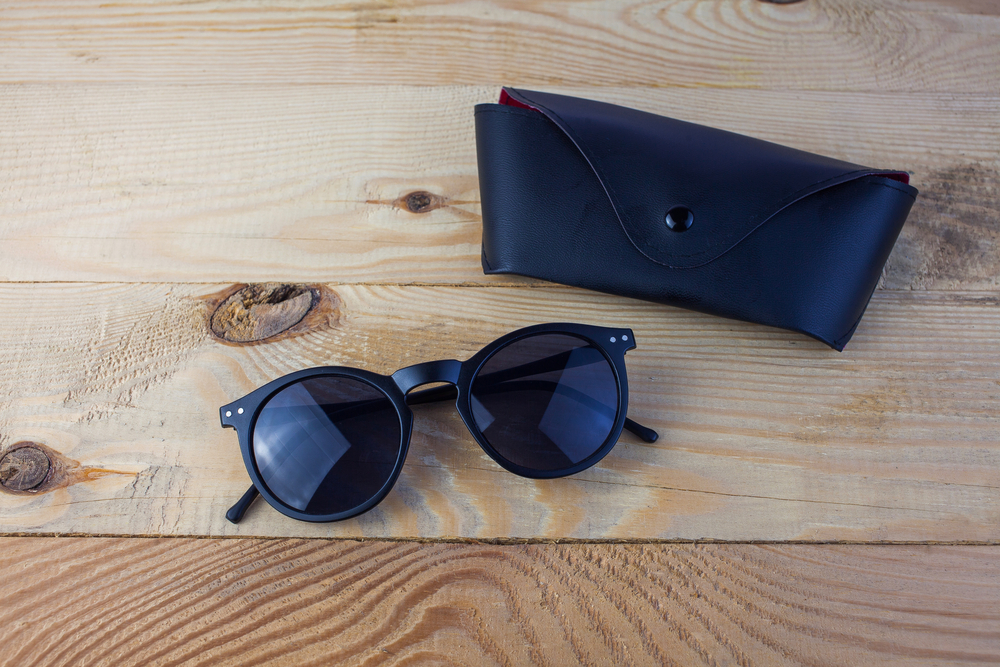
[475,87,918,350]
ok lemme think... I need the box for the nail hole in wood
[0,444,51,492]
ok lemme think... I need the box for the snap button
[665,206,694,232]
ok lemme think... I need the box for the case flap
[500,87,909,269]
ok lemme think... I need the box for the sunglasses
[220,323,658,524]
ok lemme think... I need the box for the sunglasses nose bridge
[391,359,462,395]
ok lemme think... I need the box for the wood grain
[0,0,998,92]
[0,538,997,666]
[2,0,996,660]
[0,283,997,540]
[1,85,997,288]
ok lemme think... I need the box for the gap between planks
[1,532,999,546]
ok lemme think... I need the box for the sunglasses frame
[220,322,640,523]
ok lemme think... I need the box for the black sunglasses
[220,322,658,524]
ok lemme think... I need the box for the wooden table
[1,1,998,664]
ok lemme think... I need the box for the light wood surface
[2,0,998,663]
[1,0,997,91]
[1,85,996,288]
[2,538,998,666]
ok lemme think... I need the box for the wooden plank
[2,0,993,660]
[0,283,997,540]
[1,538,997,665]
[0,0,997,92]
[1,85,997,288]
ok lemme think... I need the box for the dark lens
[470,333,619,473]
[251,376,402,516]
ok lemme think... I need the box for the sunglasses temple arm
[226,485,260,524]
[624,417,658,443]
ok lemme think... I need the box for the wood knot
[400,191,445,214]
[211,284,316,343]
[0,444,51,492]
[0,441,136,495]
[207,283,340,345]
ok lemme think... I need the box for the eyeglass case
[474,87,918,350]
